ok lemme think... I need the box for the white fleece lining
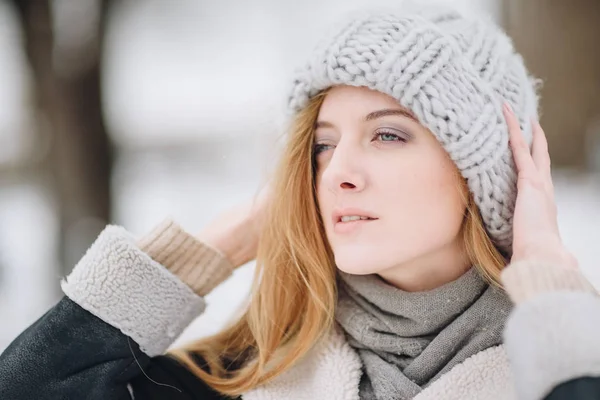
[243,326,516,400]
[414,346,515,400]
[504,291,600,400]
[61,225,206,357]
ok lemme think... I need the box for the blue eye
[313,143,334,155]
[374,130,408,142]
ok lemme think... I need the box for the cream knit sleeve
[137,218,235,297]
[501,260,598,303]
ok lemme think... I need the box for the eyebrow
[315,108,417,129]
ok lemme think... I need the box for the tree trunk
[503,0,600,169]
[11,0,114,280]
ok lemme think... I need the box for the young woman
[1,5,600,400]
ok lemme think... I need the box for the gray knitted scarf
[334,267,513,400]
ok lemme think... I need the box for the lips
[340,215,375,222]
[332,208,379,226]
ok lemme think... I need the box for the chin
[333,250,392,276]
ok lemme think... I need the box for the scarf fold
[334,267,513,400]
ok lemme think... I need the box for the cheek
[315,174,327,216]
[383,155,465,237]
[316,175,337,241]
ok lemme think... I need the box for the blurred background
[0,0,598,351]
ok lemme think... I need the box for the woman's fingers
[502,101,556,200]
[530,118,555,198]
[503,103,574,269]
[503,103,537,182]
[530,118,549,172]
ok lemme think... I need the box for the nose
[320,141,366,194]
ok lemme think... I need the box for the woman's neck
[377,239,471,292]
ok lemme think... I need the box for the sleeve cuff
[137,218,235,297]
[503,291,600,400]
[61,225,206,357]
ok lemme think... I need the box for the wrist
[513,249,578,270]
[208,235,252,268]
[198,217,255,269]
[502,259,596,304]
[511,237,579,270]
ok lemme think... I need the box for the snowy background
[0,0,598,352]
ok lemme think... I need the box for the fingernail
[503,102,513,114]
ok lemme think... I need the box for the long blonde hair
[169,90,508,397]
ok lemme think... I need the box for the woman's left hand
[503,103,578,269]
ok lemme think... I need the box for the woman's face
[314,86,470,289]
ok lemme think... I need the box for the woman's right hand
[196,185,271,269]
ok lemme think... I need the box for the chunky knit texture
[288,6,539,254]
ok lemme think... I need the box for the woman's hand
[197,184,271,269]
[503,103,578,269]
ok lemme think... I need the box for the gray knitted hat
[288,6,539,255]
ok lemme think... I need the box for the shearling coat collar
[243,325,516,400]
